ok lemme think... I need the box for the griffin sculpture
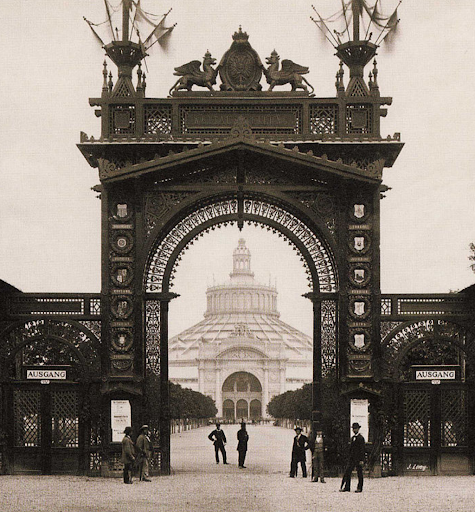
[169,51,218,94]
[264,50,314,93]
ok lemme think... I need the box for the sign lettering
[27,369,67,380]
[415,370,455,380]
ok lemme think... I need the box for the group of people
[208,421,249,468]
[289,422,365,492]
[121,425,153,484]
[209,421,365,493]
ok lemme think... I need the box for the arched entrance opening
[236,399,248,420]
[223,399,234,421]
[143,189,340,473]
[222,372,262,422]
[250,399,262,420]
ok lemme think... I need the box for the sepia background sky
[1,0,474,337]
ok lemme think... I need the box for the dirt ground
[0,425,474,512]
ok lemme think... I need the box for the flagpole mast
[123,0,131,42]
[352,0,360,41]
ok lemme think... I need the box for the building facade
[169,239,313,419]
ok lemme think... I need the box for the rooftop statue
[169,51,218,94]
[264,51,314,93]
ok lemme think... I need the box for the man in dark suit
[290,426,310,478]
[121,426,136,484]
[208,422,228,464]
[340,422,366,493]
[237,421,249,468]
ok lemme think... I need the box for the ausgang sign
[412,366,459,381]
[26,369,67,380]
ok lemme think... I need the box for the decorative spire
[230,239,254,282]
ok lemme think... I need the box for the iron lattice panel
[403,389,431,447]
[381,298,391,316]
[1,319,102,378]
[109,105,136,135]
[321,300,337,376]
[441,389,468,447]
[146,300,161,375]
[51,391,79,448]
[309,104,338,134]
[14,390,41,447]
[89,452,102,473]
[345,104,373,134]
[89,299,101,316]
[179,104,302,135]
[144,105,172,135]
[380,451,393,475]
[108,452,123,472]
[150,449,162,473]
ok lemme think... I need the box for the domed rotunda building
[169,239,313,420]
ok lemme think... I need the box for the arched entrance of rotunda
[222,371,263,421]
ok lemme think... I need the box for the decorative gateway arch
[73,7,407,474]
[74,32,406,476]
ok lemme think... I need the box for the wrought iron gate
[11,385,81,474]
[401,384,471,475]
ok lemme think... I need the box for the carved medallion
[111,296,133,320]
[219,27,263,91]
[349,296,371,320]
[111,263,134,287]
[348,263,371,288]
[112,202,133,222]
[349,202,370,222]
[349,328,371,352]
[111,231,134,254]
[348,231,371,255]
[111,329,133,353]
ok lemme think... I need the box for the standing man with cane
[340,422,365,493]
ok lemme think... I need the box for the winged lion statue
[264,50,314,93]
[169,51,218,94]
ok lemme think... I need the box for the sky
[1,0,474,338]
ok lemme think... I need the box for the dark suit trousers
[238,449,247,467]
[290,455,307,477]
[123,462,133,483]
[215,442,227,463]
[341,460,363,491]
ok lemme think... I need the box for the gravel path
[0,425,474,512]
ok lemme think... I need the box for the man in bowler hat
[237,421,249,468]
[340,422,365,493]
[208,422,228,464]
[290,426,310,478]
[121,426,136,484]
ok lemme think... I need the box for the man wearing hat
[136,425,152,482]
[208,422,228,464]
[290,426,310,478]
[340,422,366,493]
[121,426,136,484]
[237,421,249,468]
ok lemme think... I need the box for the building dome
[169,239,312,419]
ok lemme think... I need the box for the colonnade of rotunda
[168,239,313,419]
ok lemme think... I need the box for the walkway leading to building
[0,425,474,512]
